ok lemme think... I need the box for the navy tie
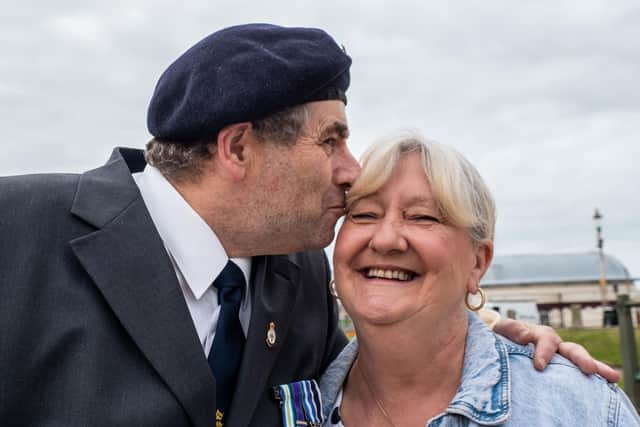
[208,260,246,424]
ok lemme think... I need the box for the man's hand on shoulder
[491,316,621,383]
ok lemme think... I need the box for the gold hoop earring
[465,287,485,311]
[328,279,339,298]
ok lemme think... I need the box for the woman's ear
[215,122,253,180]
[468,239,494,293]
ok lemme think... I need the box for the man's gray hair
[145,104,310,182]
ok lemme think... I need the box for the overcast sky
[3,1,639,280]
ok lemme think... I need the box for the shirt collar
[440,314,511,425]
[133,164,251,299]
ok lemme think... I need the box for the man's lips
[327,193,346,212]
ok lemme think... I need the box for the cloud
[2,0,639,278]
[46,12,111,49]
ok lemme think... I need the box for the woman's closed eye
[406,214,440,223]
[348,211,379,222]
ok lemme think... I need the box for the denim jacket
[319,314,640,426]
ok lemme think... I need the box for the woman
[320,131,639,426]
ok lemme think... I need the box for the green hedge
[557,328,640,367]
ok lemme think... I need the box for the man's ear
[214,122,254,180]
[468,239,494,294]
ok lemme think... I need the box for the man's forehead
[297,100,348,140]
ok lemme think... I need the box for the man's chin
[306,226,336,251]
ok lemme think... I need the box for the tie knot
[213,261,246,291]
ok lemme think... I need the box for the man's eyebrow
[320,121,349,138]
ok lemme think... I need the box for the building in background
[482,252,638,328]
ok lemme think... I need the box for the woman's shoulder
[499,335,611,399]
[498,336,639,426]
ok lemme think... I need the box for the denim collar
[319,314,511,425]
[436,314,511,425]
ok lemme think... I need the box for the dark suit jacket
[0,148,347,427]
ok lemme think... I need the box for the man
[0,24,616,427]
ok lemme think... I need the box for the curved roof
[481,252,633,286]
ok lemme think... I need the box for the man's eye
[323,138,337,147]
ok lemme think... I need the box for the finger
[557,342,597,375]
[494,318,534,344]
[532,338,556,371]
[529,325,562,371]
[594,360,621,383]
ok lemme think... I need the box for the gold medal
[266,322,277,348]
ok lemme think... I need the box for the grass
[558,327,640,390]
[557,327,640,367]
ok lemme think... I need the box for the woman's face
[333,152,491,327]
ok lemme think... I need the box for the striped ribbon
[274,379,324,427]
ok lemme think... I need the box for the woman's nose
[368,217,408,254]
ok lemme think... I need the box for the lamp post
[593,208,608,310]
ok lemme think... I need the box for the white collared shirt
[133,165,252,356]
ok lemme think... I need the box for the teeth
[366,268,413,281]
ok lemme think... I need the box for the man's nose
[334,147,361,191]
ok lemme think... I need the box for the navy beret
[147,23,352,142]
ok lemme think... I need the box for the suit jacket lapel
[69,148,216,427]
[227,255,301,427]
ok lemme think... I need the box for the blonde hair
[347,130,496,242]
